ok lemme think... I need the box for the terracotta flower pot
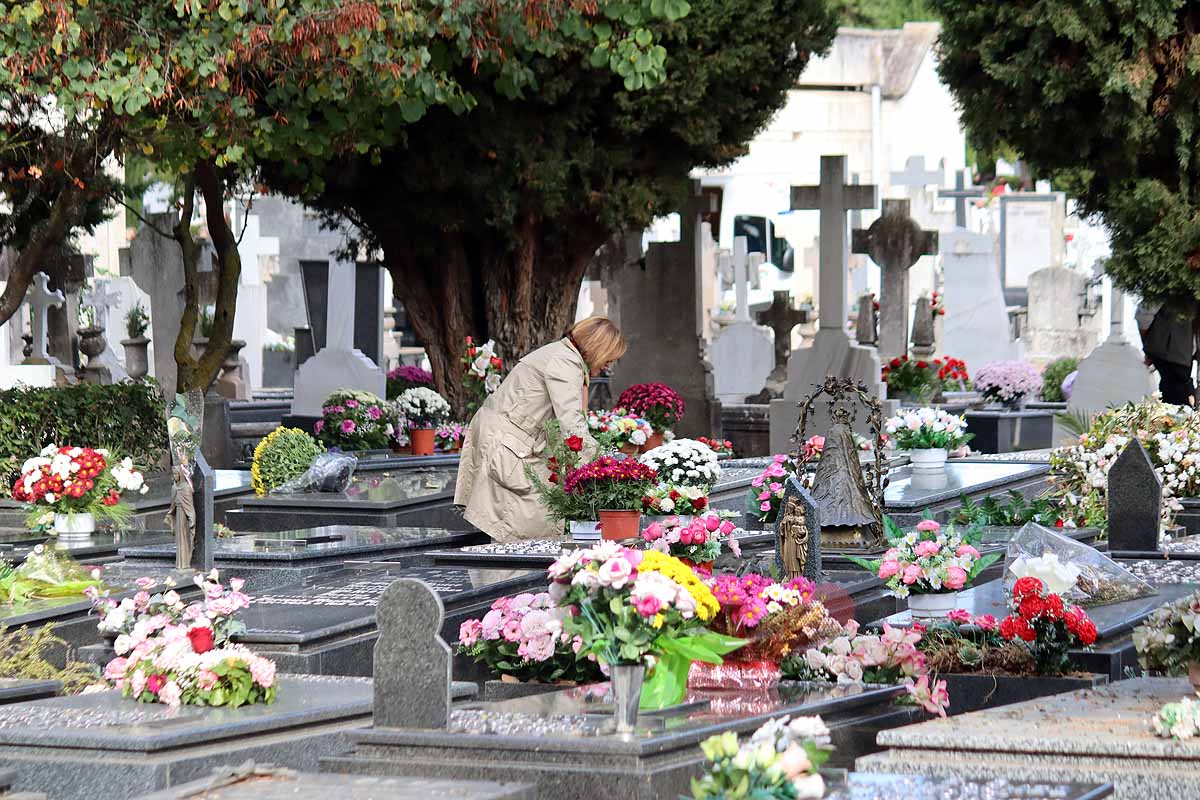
[619,443,639,457]
[599,510,641,541]
[410,428,436,456]
[639,432,665,454]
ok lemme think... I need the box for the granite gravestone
[373,578,451,729]
[909,296,935,360]
[1107,439,1163,554]
[774,474,822,581]
[191,450,215,571]
[855,293,877,346]
[711,238,773,403]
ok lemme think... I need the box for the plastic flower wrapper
[1133,589,1200,675]
[1004,522,1156,607]
[0,545,107,605]
[273,452,358,494]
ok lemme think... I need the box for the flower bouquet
[689,716,831,800]
[563,456,657,540]
[884,407,971,475]
[999,576,1097,674]
[434,422,465,452]
[588,408,653,454]
[1154,696,1200,740]
[1133,589,1200,688]
[0,545,105,605]
[314,390,396,451]
[457,592,603,684]
[974,359,1043,408]
[848,518,999,614]
[616,382,685,444]
[13,445,148,535]
[882,356,941,402]
[696,436,734,458]
[547,544,742,718]
[744,455,796,524]
[397,387,452,455]
[250,427,323,496]
[639,439,721,489]
[641,483,710,519]
[386,364,434,399]
[640,512,741,569]
[462,337,503,416]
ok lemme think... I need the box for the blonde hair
[569,317,627,370]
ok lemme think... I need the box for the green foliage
[527,421,592,524]
[0,382,167,498]
[953,490,1062,528]
[931,0,1200,303]
[0,624,99,695]
[125,303,150,339]
[251,427,323,496]
[1041,357,1078,403]
[837,0,939,27]
[197,305,214,339]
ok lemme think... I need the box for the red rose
[694,496,708,509]
[916,360,928,369]
[565,435,584,452]
[669,489,680,500]
[187,626,215,654]
[466,336,473,345]
[1012,577,1044,601]
[1018,596,1045,620]
[490,356,503,369]
[549,473,559,484]
[1055,519,1065,528]
[889,358,902,368]
[999,615,1018,640]
[1043,593,1064,620]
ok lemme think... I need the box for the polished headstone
[374,578,451,729]
[191,451,215,572]
[883,461,1050,511]
[1107,439,1163,554]
[133,767,534,800]
[825,773,1111,800]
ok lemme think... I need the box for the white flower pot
[569,520,601,541]
[54,512,96,545]
[909,448,948,476]
[906,592,960,619]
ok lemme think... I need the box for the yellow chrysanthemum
[638,550,720,621]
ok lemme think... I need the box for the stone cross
[791,156,877,335]
[190,450,215,572]
[938,170,986,229]
[86,281,121,333]
[890,156,942,194]
[732,237,750,323]
[852,199,938,361]
[374,578,451,729]
[1107,439,1162,554]
[757,291,809,379]
[22,273,65,365]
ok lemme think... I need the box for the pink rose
[367,406,383,420]
[901,564,924,585]
[956,544,981,559]
[914,541,940,558]
[679,527,693,545]
[133,591,150,611]
[878,560,902,580]
[197,670,219,691]
[704,515,720,532]
[103,657,129,681]
[916,519,941,532]
[345,399,360,408]
[944,566,968,590]
[250,657,276,688]
[314,419,325,434]
[135,577,157,590]
[768,482,783,493]
[158,680,182,707]
[946,608,972,625]
[757,491,771,501]
[760,501,772,512]
[598,557,634,589]
[719,521,735,536]
[634,595,662,617]
[692,529,707,545]
[751,476,765,487]
[340,419,357,435]
[642,522,664,543]
[974,614,998,632]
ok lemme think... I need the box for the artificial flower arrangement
[745,454,796,524]
[434,422,465,452]
[973,359,1043,407]
[457,592,604,684]
[999,576,1097,674]
[642,483,710,518]
[1153,696,1200,740]
[462,337,504,415]
[883,407,972,452]
[250,426,323,496]
[386,364,435,400]
[639,439,722,489]
[881,355,969,401]
[314,390,396,451]
[784,619,949,717]
[1133,589,1200,679]
[848,518,999,601]
[546,542,743,708]
[689,715,831,800]
[0,545,106,605]
[929,290,945,317]
[616,382,685,436]
[91,571,277,708]
[13,444,148,531]
[588,408,654,453]
[696,436,734,457]
[640,512,742,567]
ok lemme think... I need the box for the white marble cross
[87,281,120,332]
[890,156,943,192]
[937,170,986,229]
[790,156,878,334]
[24,273,64,363]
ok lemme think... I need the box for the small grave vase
[569,519,602,541]
[599,510,641,541]
[77,326,107,360]
[121,336,150,380]
[639,431,665,454]
[1190,661,1200,693]
[410,428,436,456]
[609,663,645,735]
[53,511,95,544]
[906,591,960,619]
[909,447,948,476]
[1001,394,1027,412]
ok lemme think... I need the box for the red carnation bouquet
[563,456,657,516]
[616,382,685,432]
[13,444,147,531]
[999,576,1097,675]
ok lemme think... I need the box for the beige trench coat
[454,338,597,542]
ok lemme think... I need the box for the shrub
[0,382,167,498]
[251,427,323,496]
[0,624,99,694]
[1041,357,1078,403]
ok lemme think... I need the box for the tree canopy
[931,0,1200,303]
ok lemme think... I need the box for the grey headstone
[300,260,330,350]
[773,474,822,581]
[1107,439,1163,553]
[354,263,385,366]
[374,578,451,729]
[190,451,215,572]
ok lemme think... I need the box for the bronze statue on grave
[793,377,886,552]
[777,493,811,579]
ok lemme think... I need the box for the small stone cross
[890,156,943,192]
[937,170,986,229]
[23,273,65,365]
[757,291,809,378]
[852,198,938,361]
[86,281,120,332]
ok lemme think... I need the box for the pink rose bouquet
[848,517,998,599]
[316,390,396,451]
[640,512,741,565]
[744,454,796,523]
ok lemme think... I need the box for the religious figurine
[793,377,886,552]
[163,391,203,570]
[777,492,811,579]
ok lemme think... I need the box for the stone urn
[77,326,108,361]
[222,339,247,373]
[121,336,151,380]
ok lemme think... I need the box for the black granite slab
[133,769,534,800]
[964,410,1054,455]
[883,462,1052,527]
[0,529,174,567]
[0,679,59,706]
[823,773,1111,800]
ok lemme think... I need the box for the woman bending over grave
[454,317,627,542]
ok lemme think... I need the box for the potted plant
[250,426,323,496]
[974,359,1043,410]
[1040,357,1078,404]
[546,544,741,730]
[882,356,940,403]
[434,422,465,453]
[563,456,657,540]
[588,408,653,456]
[1134,589,1200,691]
[396,387,451,455]
[76,305,107,363]
[999,576,1098,674]
[884,407,972,476]
[640,512,741,572]
[849,517,999,618]
[12,445,149,541]
[639,438,722,490]
[689,716,831,800]
[616,382,686,450]
[386,364,435,400]
[314,390,397,451]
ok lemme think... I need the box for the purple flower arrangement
[314,390,397,451]
[974,359,1043,405]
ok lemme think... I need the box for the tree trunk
[0,183,85,328]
